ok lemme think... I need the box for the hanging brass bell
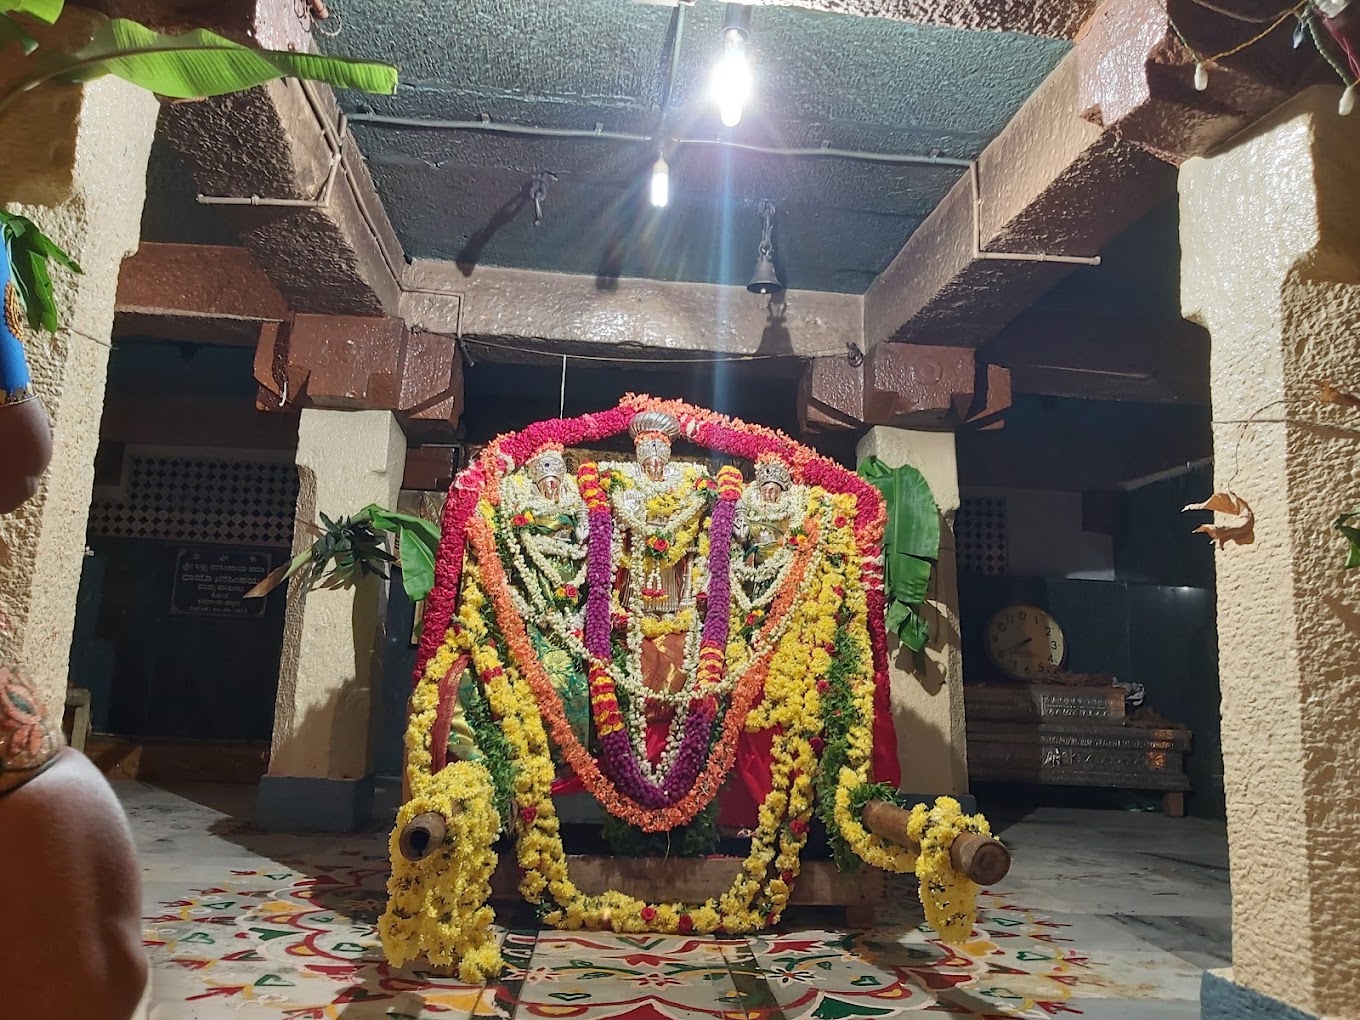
[747,250,782,295]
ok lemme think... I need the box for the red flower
[678,915,694,933]
[789,818,809,836]
[641,906,657,922]
[834,515,847,528]
[520,805,537,825]
[564,584,579,599]
[810,737,825,753]
[511,514,530,528]
[781,870,794,884]
[816,680,830,694]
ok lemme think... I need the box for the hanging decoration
[1168,0,1359,115]
[380,395,997,977]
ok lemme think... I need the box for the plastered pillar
[258,408,405,832]
[0,14,158,717]
[1181,86,1360,1020]
[856,427,968,796]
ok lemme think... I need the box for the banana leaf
[0,14,39,54]
[0,18,397,113]
[0,0,64,24]
[858,456,940,652]
[1336,512,1360,569]
[0,210,81,334]
[362,504,441,601]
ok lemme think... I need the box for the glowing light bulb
[650,156,670,207]
[711,28,752,128]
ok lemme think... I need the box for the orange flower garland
[465,501,823,832]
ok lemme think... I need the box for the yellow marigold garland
[406,544,841,942]
[907,796,992,945]
[378,760,504,982]
[639,608,694,639]
[383,476,993,973]
[818,491,994,944]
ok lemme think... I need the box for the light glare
[711,29,751,128]
[650,157,670,208]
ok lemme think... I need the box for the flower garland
[554,463,738,808]
[389,396,944,979]
[907,796,992,945]
[413,397,895,794]
[454,544,846,936]
[379,650,503,981]
[467,496,825,831]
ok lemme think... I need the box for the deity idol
[500,443,591,752]
[606,412,714,713]
[612,411,702,615]
[734,453,806,613]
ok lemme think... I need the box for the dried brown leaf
[1316,380,1360,408]
[243,562,291,599]
[1182,491,1255,548]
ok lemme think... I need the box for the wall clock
[985,604,1065,680]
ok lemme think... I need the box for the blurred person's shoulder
[0,663,62,798]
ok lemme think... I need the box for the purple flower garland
[582,480,740,807]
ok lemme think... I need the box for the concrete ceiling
[321,0,1069,292]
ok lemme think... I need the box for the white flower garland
[496,470,833,795]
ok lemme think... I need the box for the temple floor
[123,782,1230,1019]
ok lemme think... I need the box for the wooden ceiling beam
[691,0,1100,39]
[983,309,1210,405]
[115,243,288,345]
[135,0,404,318]
[799,342,1012,433]
[159,76,405,319]
[862,0,1324,352]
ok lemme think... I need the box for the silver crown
[527,448,566,484]
[628,411,680,443]
[754,457,792,491]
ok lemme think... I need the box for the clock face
[985,605,1065,680]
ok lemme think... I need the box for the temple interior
[1,0,1357,1018]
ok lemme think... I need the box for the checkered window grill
[87,455,299,548]
[956,496,1008,575]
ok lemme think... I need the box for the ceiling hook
[529,171,558,227]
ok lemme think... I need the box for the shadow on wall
[266,570,388,786]
[889,506,968,798]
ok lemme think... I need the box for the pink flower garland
[410,395,900,789]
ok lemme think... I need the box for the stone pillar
[0,14,158,716]
[1180,86,1360,1020]
[856,427,968,796]
[258,408,405,832]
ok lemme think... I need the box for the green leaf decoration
[245,507,435,601]
[1336,512,1360,569]
[857,457,940,653]
[359,504,442,602]
[0,0,64,25]
[0,12,40,54]
[0,18,397,114]
[395,524,437,602]
[0,210,82,334]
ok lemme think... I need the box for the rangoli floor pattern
[122,784,1230,1020]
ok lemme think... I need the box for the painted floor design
[124,785,1230,1019]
